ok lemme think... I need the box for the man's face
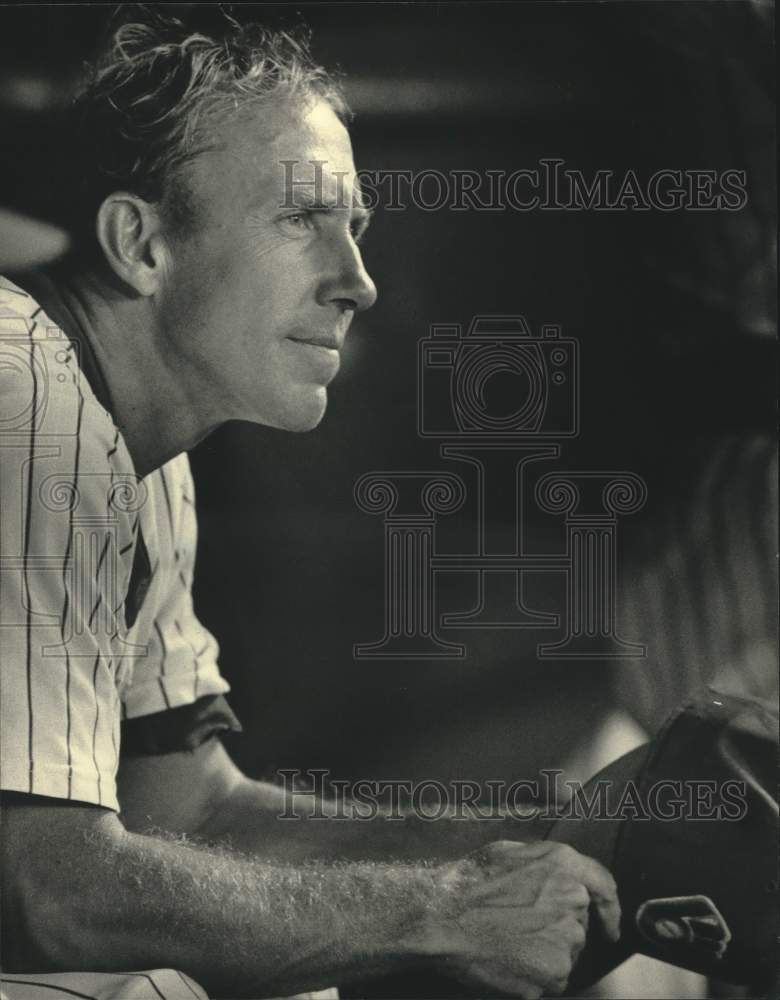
[159,97,377,432]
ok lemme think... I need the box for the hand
[421,840,621,998]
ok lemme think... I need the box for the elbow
[3,870,78,971]
[4,862,95,971]
[1,796,127,972]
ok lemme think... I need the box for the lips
[287,336,342,379]
[289,335,342,350]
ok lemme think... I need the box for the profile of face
[158,97,377,432]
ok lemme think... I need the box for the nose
[318,235,378,314]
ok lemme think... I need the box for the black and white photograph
[0,3,776,998]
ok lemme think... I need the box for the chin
[287,412,326,433]
[278,389,329,433]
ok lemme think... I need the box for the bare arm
[3,743,620,1000]
[1,792,454,997]
[117,739,547,864]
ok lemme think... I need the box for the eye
[279,211,316,236]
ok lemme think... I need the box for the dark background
[0,0,775,939]
[1,3,775,996]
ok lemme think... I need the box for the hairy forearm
[201,777,547,864]
[116,723,548,865]
[8,811,461,997]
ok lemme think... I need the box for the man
[0,16,621,999]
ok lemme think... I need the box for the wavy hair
[66,12,348,250]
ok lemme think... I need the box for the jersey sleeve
[0,323,135,811]
[120,455,232,720]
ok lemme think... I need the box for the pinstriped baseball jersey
[0,275,230,812]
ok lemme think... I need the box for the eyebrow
[287,191,371,214]
[284,193,374,236]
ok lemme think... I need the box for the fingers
[563,881,591,931]
[522,842,619,935]
[593,902,621,944]
[562,849,621,943]
[486,840,622,942]
[563,912,588,956]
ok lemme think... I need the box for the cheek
[166,235,245,322]
[165,226,305,361]
[244,219,296,263]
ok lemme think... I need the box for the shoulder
[0,275,131,474]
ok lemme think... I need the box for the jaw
[240,384,329,433]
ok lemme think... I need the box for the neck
[33,263,224,477]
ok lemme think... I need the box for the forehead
[193,98,358,210]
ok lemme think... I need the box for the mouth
[287,336,342,377]
[289,335,342,351]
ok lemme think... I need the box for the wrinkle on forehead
[267,99,357,204]
[175,98,358,224]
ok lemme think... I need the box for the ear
[95,193,170,296]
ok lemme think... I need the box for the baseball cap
[544,688,779,994]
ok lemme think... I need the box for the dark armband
[121,695,243,756]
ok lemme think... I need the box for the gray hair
[68,13,348,249]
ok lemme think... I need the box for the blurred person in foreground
[0,15,620,1000]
